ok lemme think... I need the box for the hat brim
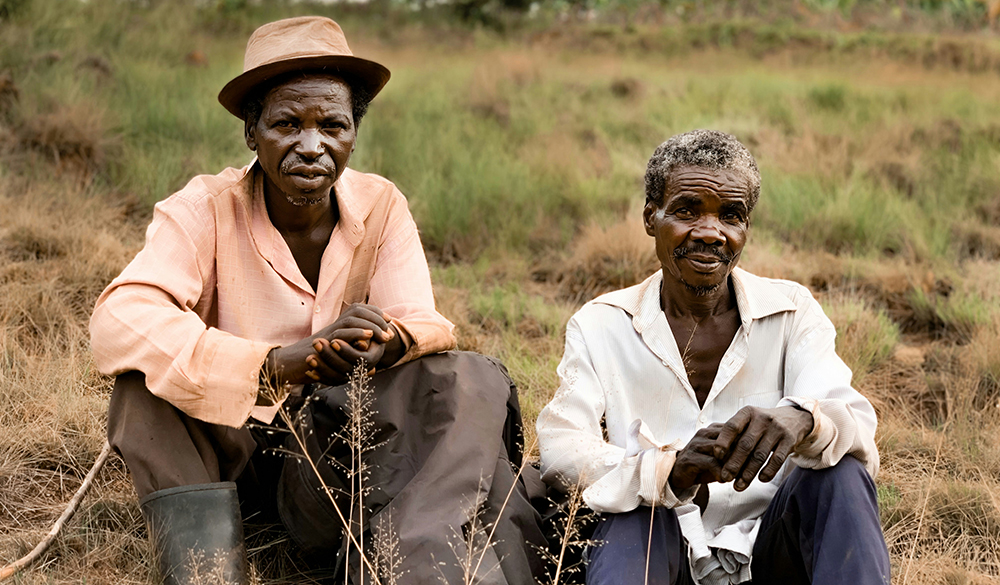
[218,55,390,120]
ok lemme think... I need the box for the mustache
[280,158,334,175]
[673,243,735,264]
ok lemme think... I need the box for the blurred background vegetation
[1,0,1000,582]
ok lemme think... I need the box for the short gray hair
[644,130,760,211]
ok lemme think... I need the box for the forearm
[91,285,274,427]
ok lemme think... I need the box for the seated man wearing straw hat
[90,17,544,585]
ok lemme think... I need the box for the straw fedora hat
[218,16,390,119]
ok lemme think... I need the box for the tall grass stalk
[260,373,384,584]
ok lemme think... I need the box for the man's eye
[675,208,695,218]
[274,120,294,128]
[723,212,745,223]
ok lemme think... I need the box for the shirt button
[314,306,321,313]
[698,414,707,425]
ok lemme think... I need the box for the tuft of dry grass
[548,216,658,304]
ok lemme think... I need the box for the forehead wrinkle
[668,177,750,204]
[263,96,351,119]
[264,77,352,108]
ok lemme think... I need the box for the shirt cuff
[647,447,698,508]
[387,317,415,366]
[393,317,457,365]
[777,396,837,458]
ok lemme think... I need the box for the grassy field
[2,0,1000,583]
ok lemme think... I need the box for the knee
[787,456,877,504]
[800,456,870,485]
[407,351,513,393]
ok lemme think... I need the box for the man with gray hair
[537,130,890,584]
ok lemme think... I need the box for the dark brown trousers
[107,353,547,585]
[108,370,291,525]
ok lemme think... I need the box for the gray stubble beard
[285,193,327,207]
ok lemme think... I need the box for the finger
[720,418,767,483]
[306,351,345,383]
[671,450,717,492]
[735,432,780,491]
[714,408,752,461]
[307,351,345,381]
[683,452,725,485]
[329,319,382,338]
[342,306,392,337]
[693,424,725,441]
[758,437,795,483]
[333,325,388,346]
[311,341,354,378]
[686,423,726,453]
[333,341,385,369]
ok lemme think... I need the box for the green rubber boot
[140,482,248,585]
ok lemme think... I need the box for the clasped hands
[667,406,814,496]
[261,303,403,394]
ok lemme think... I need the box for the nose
[296,128,323,160]
[690,215,726,245]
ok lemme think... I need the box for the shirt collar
[239,160,379,293]
[241,159,377,245]
[592,267,797,334]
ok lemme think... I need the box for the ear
[643,202,657,236]
[244,119,257,152]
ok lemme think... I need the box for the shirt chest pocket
[738,390,783,409]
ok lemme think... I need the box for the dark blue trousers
[586,457,891,585]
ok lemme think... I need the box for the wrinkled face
[644,165,751,296]
[245,74,356,207]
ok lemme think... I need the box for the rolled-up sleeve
[369,186,456,364]
[778,291,880,477]
[90,197,275,428]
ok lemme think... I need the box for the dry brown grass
[2,20,1000,583]
[0,172,151,584]
[5,169,1000,585]
[546,215,658,304]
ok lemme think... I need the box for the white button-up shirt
[537,268,879,584]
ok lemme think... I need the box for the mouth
[289,169,328,178]
[287,170,331,191]
[682,256,724,272]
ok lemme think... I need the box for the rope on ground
[0,440,113,581]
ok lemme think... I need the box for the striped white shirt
[537,268,879,584]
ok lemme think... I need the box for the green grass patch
[824,296,901,383]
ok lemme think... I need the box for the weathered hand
[304,303,403,384]
[668,423,727,494]
[712,406,814,492]
[306,333,387,383]
[260,304,397,389]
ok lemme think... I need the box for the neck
[659,270,737,320]
[263,176,339,234]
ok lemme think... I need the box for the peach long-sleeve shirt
[90,162,456,428]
